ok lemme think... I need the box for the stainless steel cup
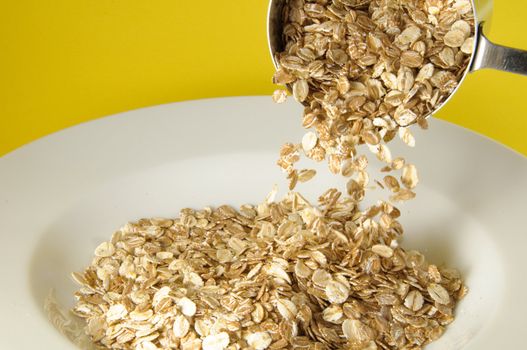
[267,0,527,118]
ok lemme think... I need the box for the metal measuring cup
[267,0,527,119]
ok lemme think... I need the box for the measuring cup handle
[472,23,527,76]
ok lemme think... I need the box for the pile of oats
[72,188,466,350]
[273,0,475,179]
[72,2,472,349]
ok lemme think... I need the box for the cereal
[275,0,475,179]
[70,2,472,349]
[272,89,288,104]
[461,37,475,54]
[245,332,272,350]
[72,190,466,350]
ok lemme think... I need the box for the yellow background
[1,0,526,156]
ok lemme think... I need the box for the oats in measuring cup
[274,0,475,181]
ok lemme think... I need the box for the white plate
[1,97,526,349]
